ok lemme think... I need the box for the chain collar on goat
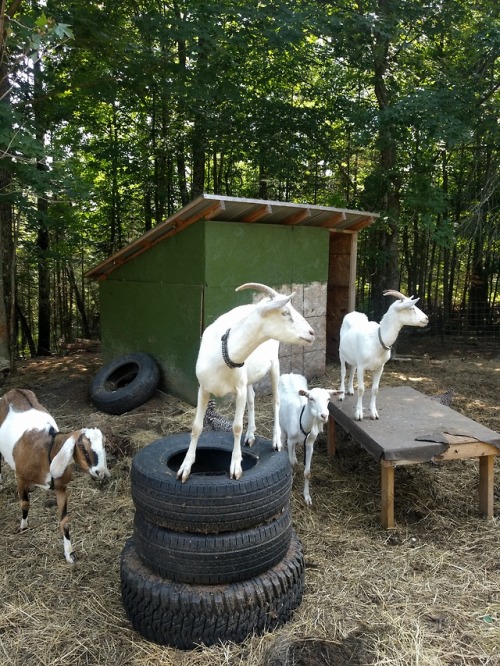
[221,328,245,368]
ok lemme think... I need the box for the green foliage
[2,0,499,352]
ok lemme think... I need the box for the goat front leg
[287,437,298,466]
[56,484,75,563]
[230,386,247,480]
[303,434,315,506]
[270,357,281,451]
[177,387,210,483]
[354,367,365,421]
[369,365,384,420]
[244,384,256,446]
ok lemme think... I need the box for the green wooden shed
[86,194,377,404]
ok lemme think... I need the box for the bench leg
[381,462,395,529]
[478,455,495,519]
[327,415,336,458]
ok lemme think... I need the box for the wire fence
[425,303,500,340]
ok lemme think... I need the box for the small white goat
[0,388,110,563]
[339,290,429,421]
[177,283,315,482]
[279,373,337,506]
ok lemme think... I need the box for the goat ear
[260,294,293,312]
[50,435,76,478]
[397,297,420,309]
[298,389,309,397]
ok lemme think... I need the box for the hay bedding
[0,337,499,665]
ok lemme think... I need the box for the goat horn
[383,289,408,301]
[235,283,279,299]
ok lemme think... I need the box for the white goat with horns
[339,290,429,421]
[177,283,315,483]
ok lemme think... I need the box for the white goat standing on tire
[279,373,338,506]
[177,283,315,483]
[339,290,429,421]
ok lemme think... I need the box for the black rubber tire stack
[120,431,305,649]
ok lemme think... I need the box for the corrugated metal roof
[86,193,379,280]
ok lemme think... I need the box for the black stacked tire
[120,531,305,650]
[121,432,304,648]
[130,432,292,533]
[133,506,292,585]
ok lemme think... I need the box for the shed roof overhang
[86,194,379,280]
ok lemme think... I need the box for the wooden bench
[327,386,500,528]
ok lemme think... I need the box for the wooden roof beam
[240,204,272,223]
[177,200,226,227]
[348,216,374,231]
[281,208,311,225]
[317,211,346,228]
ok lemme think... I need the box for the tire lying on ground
[90,352,160,415]
[120,531,305,649]
[133,505,292,585]
[130,432,292,533]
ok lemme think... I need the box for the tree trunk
[0,0,21,366]
[369,0,401,321]
[34,57,51,355]
[36,206,51,355]
[66,264,91,338]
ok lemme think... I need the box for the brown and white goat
[0,388,109,563]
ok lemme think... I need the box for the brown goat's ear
[50,436,76,478]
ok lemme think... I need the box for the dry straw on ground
[0,336,498,665]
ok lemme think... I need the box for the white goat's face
[304,388,332,423]
[78,428,110,480]
[394,298,429,328]
[260,295,315,346]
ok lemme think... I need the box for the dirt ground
[0,334,499,665]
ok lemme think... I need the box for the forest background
[0,0,499,365]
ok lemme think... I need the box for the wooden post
[327,415,336,458]
[381,461,395,529]
[478,455,495,518]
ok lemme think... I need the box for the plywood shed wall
[87,195,377,405]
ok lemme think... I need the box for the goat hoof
[229,462,243,480]
[244,437,255,447]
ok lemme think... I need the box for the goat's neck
[223,312,269,365]
[378,312,403,348]
[299,403,315,431]
[50,432,68,458]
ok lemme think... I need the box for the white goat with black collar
[177,283,315,483]
[339,290,429,421]
[279,373,337,506]
[0,388,109,563]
